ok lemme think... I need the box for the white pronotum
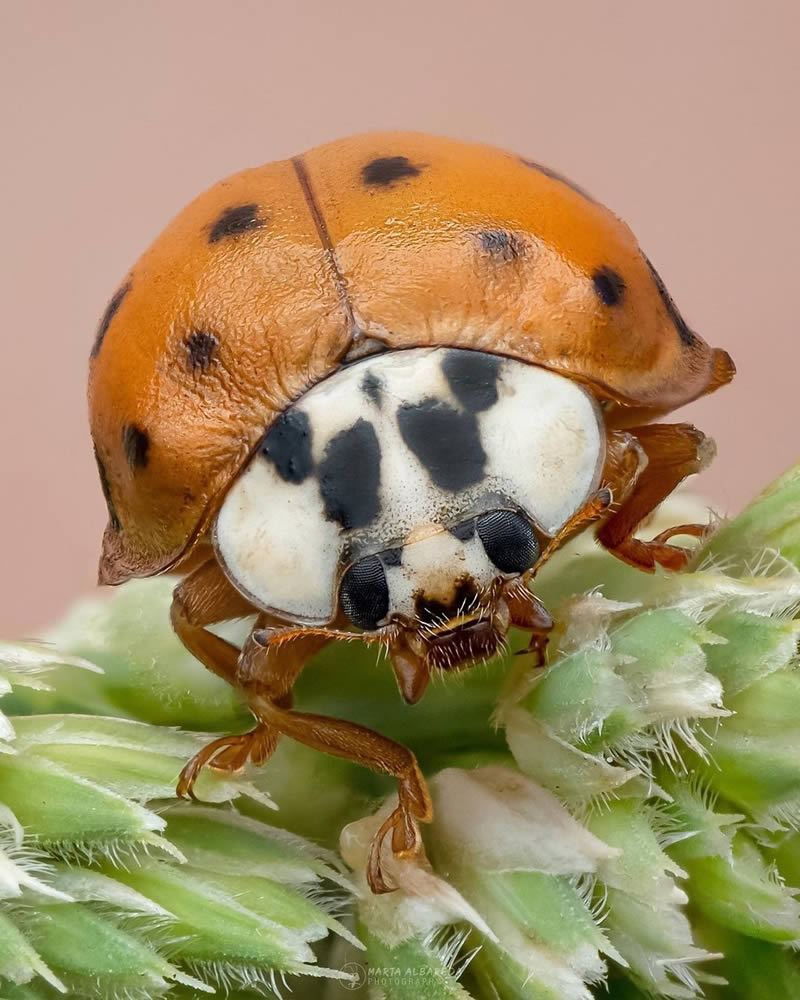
[214,347,605,625]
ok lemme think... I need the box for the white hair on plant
[44,831,184,870]
[424,924,481,981]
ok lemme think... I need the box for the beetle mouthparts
[427,617,494,646]
[424,617,502,672]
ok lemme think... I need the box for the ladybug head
[336,508,540,675]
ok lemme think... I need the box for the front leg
[596,422,715,571]
[172,566,432,895]
[243,626,433,894]
[170,559,330,796]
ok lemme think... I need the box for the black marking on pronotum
[208,203,264,243]
[442,350,501,412]
[185,330,219,371]
[121,424,150,470]
[93,446,121,532]
[361,370,384,406]
[397,398,486,492]
[90,281,131,359]
[260,410,314,485]
[643,255,699,348]
[518,157,596,202]
[478,229,524,260]
[381,547,403,567]
[361,156,422,187]
[592,266,626,307]
[318,419,382,529]
[449,518,476,542]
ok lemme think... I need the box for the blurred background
[1,1,797,634]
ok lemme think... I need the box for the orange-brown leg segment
[535,487,615,570]
[171,560,288,798]
[255,699,431,894]
[171,557,253,681]
[246,626,433,894]
[596,423,714,572]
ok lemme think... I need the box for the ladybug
[88,132,734,893]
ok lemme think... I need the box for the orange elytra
[89,131,733,587]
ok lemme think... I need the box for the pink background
[2,1,798,634]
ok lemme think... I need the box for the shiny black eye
[339,555,390,630]
[477,510,539,574]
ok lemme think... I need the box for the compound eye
[339,555,390,630]
[477,510,540,574]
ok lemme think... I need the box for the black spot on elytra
[643,255,699,348]
[260,409,314,484]
[90,282,131,360]
[592,267,626,307]
[478,229,524,260]
[519,157,596,202]
[361,156,422,187]
[185,330,218,371]
[381,547,403,567]
[397,398,486,492]
[208,203,264,243]
[442,350,501,412]
[93,446,120,532]
[449,518,476,542]
[319,419,382,529]
[361,370,384,406]
[122,424,150,470]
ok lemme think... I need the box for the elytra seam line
[291,155,358,338]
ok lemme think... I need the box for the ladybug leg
[175,730,275,799]
[650,522,708,545]
[241,625,433,895]
[170,557,252,683]
[534,487,615,571]
[170,560,307,798]
[596,423,715,572]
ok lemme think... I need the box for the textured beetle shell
[88,131,734,585]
